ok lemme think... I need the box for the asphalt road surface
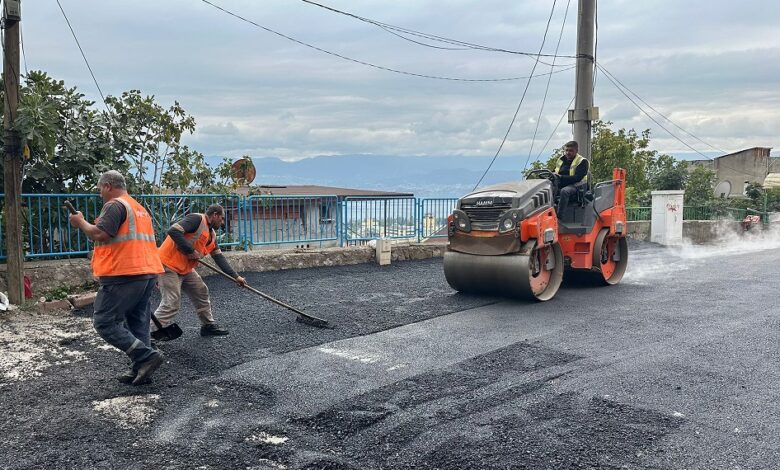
[1,238,779,469]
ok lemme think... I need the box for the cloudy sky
[22,0,780,161]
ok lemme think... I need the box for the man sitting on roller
[554,140,590,217]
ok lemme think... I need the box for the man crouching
[151,204,247,340]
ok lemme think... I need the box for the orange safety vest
[158,214,217,275]
[92,195,164,277]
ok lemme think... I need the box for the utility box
[651,190,684,245]
[375,239,391,266]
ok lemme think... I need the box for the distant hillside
[206,155,532,198]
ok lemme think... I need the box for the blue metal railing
[10,193,768,261]
[134,194,243,248]
[342,196,417,245]
[245,195,339,246]
[418,198,458,240]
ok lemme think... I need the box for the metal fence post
[337,199,344,247]
[416,198,422,242]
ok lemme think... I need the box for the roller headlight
[498,209,522,233]
[452,210,471,232]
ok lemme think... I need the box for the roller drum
[444,242,563,301]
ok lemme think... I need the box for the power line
[597,64,727,154]
[200,0,575,82]
[19,17,27,75]
[597,64,767,181]
[524,0,572,172]
[55,0,110,113]
[592,0,598,94]
[299,0,578,67]
[533,96,576,164]
[472,0,560,190]
[597,65,712,159]
[373,23,471,51]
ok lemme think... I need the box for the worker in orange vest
[151,204,247,340]
[68,170,165,386]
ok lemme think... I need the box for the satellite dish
[231,157,256,185]
[714,180,731,198]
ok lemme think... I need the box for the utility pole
[569,0,597,160]
[3,1,23,304]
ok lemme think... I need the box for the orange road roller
[444,168,628,301]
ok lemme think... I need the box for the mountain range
[205,151,720,199]
[206,155,532,198]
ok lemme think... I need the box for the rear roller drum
[443,242,564,301]
[591,228,628,285]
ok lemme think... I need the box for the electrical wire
[299,0,578,67]
[55,0,110,114]
[532,96,575,164]
[472,0,560,190]
[200,0,576,82]
[19,17,26,75]
[597,64,727,154]
[592,0,598,94]
[597,65,711,159]
[597,63,767,181]
[523,0,572,172]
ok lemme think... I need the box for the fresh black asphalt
[1,239,779,469]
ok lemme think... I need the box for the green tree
[744,182,764,203]
[160,146,215,192]
[648,154,687,190]
[590,120,656,195]
[0,70,222,194]
[765,187,780,211]
[1,71,118,192]
[685,166,717,205]
[104,90,196,193]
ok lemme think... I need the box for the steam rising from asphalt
[624,221,780,284]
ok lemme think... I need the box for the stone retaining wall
[0,242,447,297]
[626,220,742,243]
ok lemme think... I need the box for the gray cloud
[23,0,780,161]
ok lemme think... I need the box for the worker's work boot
[200,323,229,337]
[116,370,151,385]
[132,352,164,386]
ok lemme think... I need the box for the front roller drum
[444,242,564,301]
[591,228,628,285]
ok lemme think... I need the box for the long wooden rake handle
[197,259,330,328]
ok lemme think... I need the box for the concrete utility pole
[569,0,597,160]
[3,1,24,304]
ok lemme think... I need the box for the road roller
[443,168,628,301]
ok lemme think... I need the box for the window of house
[320,203,334,223]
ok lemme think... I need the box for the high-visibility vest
[92,195,164,277]
[555,153,588,177]
[158,214,217,275]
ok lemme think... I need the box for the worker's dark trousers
[93,277,158,367]
[557,185,578,217]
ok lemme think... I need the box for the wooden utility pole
[3,1,23,304]
[570,0,597,159]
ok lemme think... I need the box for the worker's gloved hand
[234,276,248,287]
[68,211,85,227]
[187,250,204,260]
